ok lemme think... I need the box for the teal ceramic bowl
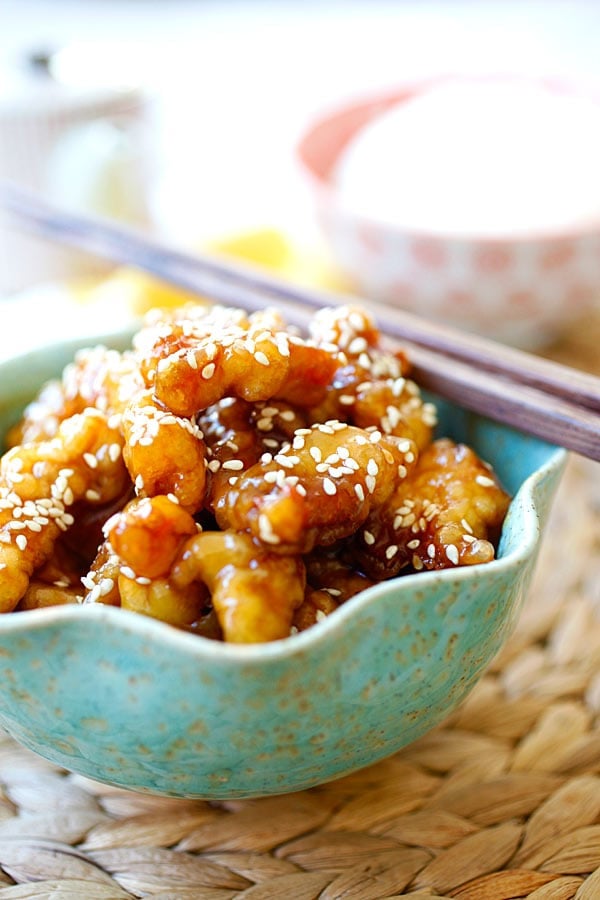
[0,335,566,798]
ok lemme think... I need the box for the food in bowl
[1,302,510,643]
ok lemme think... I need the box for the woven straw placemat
[0,313,598,900]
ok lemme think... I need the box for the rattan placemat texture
[0,312,598,900]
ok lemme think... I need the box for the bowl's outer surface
[0,336,566,797]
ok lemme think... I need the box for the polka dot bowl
[0,333,566,798]
[297,77,600,349]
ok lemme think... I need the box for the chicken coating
[136,303,340,418]
[199,397,308,512]
[307,305,436,450]
[216,421,418,555]
[352,438,511,580]
[121,389,207,512]
[7,346,143,446]
[105,495,199,579]
[85,495,206,627]
[0,408,128,612]
[171,530,305,643]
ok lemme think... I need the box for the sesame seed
[427,544,436,558]
[254,351,270,366]
[461,518,473,534]
[136,576,152,585]
[207,460,221,473]
[83,453,98,469]
[108,443,122,462]
[476,474,496,487]
[167,493,180,504]
[202,362,216,380]
[366,474,376,494]
[446,545,460,565]
[367,459,379,477]
[99,578,115,596]
[25,521,42,533]
[386,544,399,559]
[322,477,337,496]
[413,554,424,570]
[186,349,198,369]
[15,535,27,551]
[309,447,322,463]
[363,530,375,545]
[407,539,420,549]
[120,566,137,580]
[354,483,365,501]
[222,459,244,471]
[258,513,280,544]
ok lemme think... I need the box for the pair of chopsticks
[1,182,599,462]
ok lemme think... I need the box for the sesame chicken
[1,302,511,641]
[171,530,305,643]
[215,422,418,554]
[352,438,511,580]
[0,408,128,612]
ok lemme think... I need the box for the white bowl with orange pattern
[297,75,600,349]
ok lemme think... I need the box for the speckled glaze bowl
[0,334,566,798]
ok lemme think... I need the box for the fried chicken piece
[199,397,309,512]
[105,495,199,579]
[7,346,143,446]
[353,438,511,580]
[136,303,340,417]
[292,586,340,632]
[0,409,129,612]
[307,305,436,449]
[216,421,418,555]
[171,530,305,643]
[17,582,81,609]
[85,495,205,627]
[121,389,207,512]
[82,541,122,606]
[305,547,375,602]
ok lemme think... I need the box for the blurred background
[3,0,600,350]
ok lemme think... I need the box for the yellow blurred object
[75,229,352,319]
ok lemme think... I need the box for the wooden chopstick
[2,181,599,462]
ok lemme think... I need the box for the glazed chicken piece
[87,495,205,627]
[121,389,207,512]
[171,530,305,643]
[200,396,308,512]
[0,408,129,612]
[136,304,340,417]
[7,346,143,446]
[353,438,511,580]
[307,305,436,450]
[216,421,418,555]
